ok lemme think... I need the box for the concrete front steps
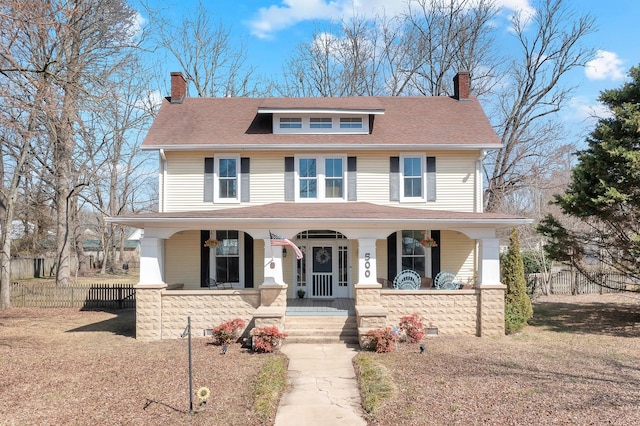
[284,315,359,344]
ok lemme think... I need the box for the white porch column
[477,237,501,286]
[357,238,378,284]
[139,237,165,285]
[262,239,285,285]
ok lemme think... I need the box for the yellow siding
[250,153,286,204]
[357,154,391,203]
[163,150,480,212]
[435,152,477,212]
[355,151,478,211]
[376,239,388,282]
[165,231,201,289]
[440,230,475,284]
[254,240,265,287]
[164,151,208,211]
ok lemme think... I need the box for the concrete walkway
[274,343,367,426]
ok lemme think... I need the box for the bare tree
[78,61,157,274]
[484,0,596,212]
[147,1,261,97]
[0,0,142,291]
[401,0,499,97]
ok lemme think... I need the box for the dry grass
[359,293,640,425]
[0,308,284,425]
[1,293,640,425]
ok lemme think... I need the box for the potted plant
[297,289,306,298]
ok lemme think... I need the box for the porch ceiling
[107,202,531,231]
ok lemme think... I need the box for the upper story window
[280,117,302,129]
[310,117,332,128]
[401,155,424,201]
[214,156,239,203]
[296,155,346,201]
[340,117,362,129]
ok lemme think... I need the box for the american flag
[270,231,304,259]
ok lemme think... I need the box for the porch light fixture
[282,248,287,257]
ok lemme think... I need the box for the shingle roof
[141,96,501,150]
[109,202,529,228]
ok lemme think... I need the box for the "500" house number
[364,253,371,277]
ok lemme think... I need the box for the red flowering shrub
[399,313,425,343]
[212,318,246,345]
[252,326,287,353]
[362,327,399,353]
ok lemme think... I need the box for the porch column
[357,238,378,285]
[477,237,500,286]
[262,239,285,285]
[139,237,165,285]
[136,237,166,341]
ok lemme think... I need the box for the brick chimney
[170,72,186,104]
[453,71,470,100]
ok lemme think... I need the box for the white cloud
[568,96,612,125]
[248,0,535,39]
[585,50,625,81]
[249,0,342,39]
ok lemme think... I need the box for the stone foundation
[381,289,478,336]
[134,284,505,341]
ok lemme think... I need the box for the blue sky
[138,0,638,143]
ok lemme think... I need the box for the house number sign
[364,253,371,277]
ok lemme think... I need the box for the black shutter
[240,157,250,202]
[200,230,210,287]
[389,157,400,201]
[347,156,357,201]
[430,230,441,278]
[204,157,214,202]
[426,156,436,201]
[284,157,295,201]
[387,232,397,281]
[244,233,254,288]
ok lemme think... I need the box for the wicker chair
[434,272,460,290]
[393,269,422,290]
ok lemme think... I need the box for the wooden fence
[527,271,632,295]
[10,282,136,309]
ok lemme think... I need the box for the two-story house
[109,71,530,342]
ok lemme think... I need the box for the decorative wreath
[315,248,331,264]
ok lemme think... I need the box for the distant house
[109,71,530,342]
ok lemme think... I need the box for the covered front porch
[108,202,529,341]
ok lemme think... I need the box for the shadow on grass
[66,309,136,338]
[530,300,640,338]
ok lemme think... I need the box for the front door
[311,246,333,297]
[306,243,350,298]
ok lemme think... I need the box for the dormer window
[280,117,302,129]
[310,117,332,129]
[340,117,362,129]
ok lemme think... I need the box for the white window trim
[400,153,426,202]
[309,117,333,129]
[397,230,433,278]
[210,230,244,287]
[294,154,348,202]
[213,155,241,203]
[273,114,369,134]
[279,117,302,129]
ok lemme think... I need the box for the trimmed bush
[362,327,398,353]
[252,326,288,353]
[399,313,425,343]
[212,318,246,345]
[502,228,533,334]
